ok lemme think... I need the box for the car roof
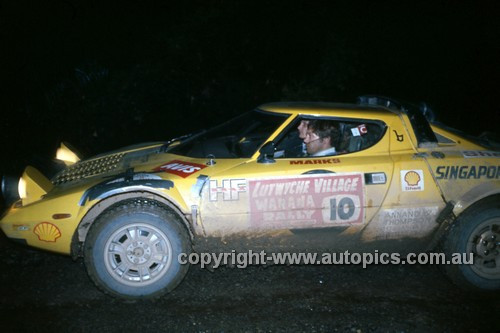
[257,102,400,119]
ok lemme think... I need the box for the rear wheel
[442,204,500,291]
[84,199,191,299]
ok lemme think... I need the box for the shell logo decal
[33,222,62,242]
[404,170,421,186]
[401,170,424,192]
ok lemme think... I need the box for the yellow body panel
[2,191,84,253]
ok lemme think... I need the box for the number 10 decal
[322,195,361,223]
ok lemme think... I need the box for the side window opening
[433,132,456,145]
[274,116,386,158]
[337,122,384,153]
[406,108,438,147]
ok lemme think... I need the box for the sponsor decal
[33,222,61,242]
[351,124,367,137]
[401,170,424,191]
[289,158,340,165]
[378,207,439,240]
[209,179,247,201]
[462,150,500,158]
[248,173,364,229]
[435,165,500,180]
[393,130,404,142]
[153,160,206,178]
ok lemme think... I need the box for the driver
[296,119,310,156]
[303,120,339,156]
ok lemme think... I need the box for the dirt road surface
[0,233,498,333]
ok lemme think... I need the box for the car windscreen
[168,110,289,158]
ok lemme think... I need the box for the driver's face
[297,120,310,139]
[303,131,323,155]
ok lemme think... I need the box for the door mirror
[257,141,276,164]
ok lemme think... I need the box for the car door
[359,112,447,250]
[198,115,393,251]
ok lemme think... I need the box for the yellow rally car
[1,96,499,299]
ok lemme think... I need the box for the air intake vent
[52,153,124,185]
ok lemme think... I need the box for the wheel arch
[427,192,500,252]
[454,192,500,222]
[452,181,500,217]
[71,190,195,258]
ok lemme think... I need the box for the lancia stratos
[1,96,499,299]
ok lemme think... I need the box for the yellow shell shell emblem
[404,171,421,186]
[33,222,61,242]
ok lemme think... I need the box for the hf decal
[209,179,247,201]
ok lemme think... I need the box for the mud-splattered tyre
[442,204,500,291]
[84,199,191,300]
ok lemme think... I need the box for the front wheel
[84,199,191,299]
[442,204,500,291]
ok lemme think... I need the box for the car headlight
[18,177,27,199]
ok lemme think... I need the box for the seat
[347,135,363,152]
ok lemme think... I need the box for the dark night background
[1,2,500,331]
[1,1,499,178]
